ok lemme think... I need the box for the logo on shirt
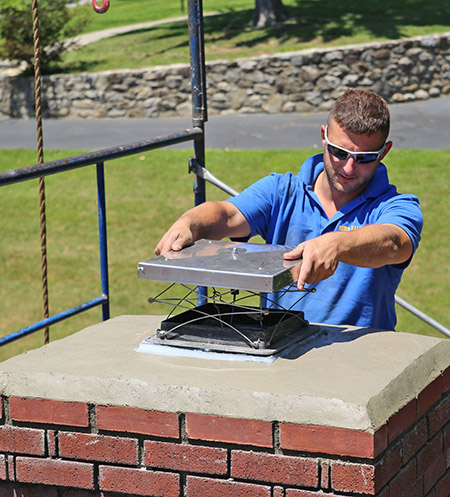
[338,225,361,232]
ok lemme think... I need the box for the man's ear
[320,124,326,146]
[381,140,393,160]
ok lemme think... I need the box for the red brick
[376,488,389,497]
[9,398,89,427]
[331,462,375,495]
[444,422,450,450]
[61,490,102,497]
[47,431,57,457]
[59,431,138,465]
[442,367,450,394]
[186,475,271,497]
[273,486,285,497]
[418,376,443,418]
[435,469,450,497]
[388,399,417,443]
[374,423,388,456]
[7,455,14,481]
[231,450,318,487]
[186,413,272,447]
[401,417,428,464]
[389,458,419,497]
[0,482,59,497]
[96,405,179,438]
[424,456,447,495]
[441,367,450,394]
[286,491,339,497]
[428,395,450,437]
[99,465,179,496]
[0,427,45,456]
[280,423,375,458]
[418,432,444,477]
[375,442,402,490]
[0,455,6,480]
[420,433,447,494]
[16,457,94,489]
[321,461,330,489]
[144,440,227,474]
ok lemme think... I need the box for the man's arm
[284,223,413,291]
[155,201,251,255]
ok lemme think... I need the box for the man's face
[321,121,391,198]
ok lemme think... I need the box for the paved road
[0,97,449,151]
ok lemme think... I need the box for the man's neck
[313,171,363,219]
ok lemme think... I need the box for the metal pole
[188,0,207,128]
[395,295,450,338]
[0,129,203,188]
[188,0,208,306]
[0,296,107,346]
[196,165,240,197]
[97,162,110,320]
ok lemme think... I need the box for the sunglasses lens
[355,154,379,164]
[328,145,379,164]
[328,145,348,160]
[325,127,385,164]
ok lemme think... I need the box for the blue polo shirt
[227,153,423,330]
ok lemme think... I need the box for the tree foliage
[0,0,89,73]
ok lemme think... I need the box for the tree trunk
[253,0,288,28]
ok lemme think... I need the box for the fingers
[297,257,312,291]
[283,244,308,290]
[154,237,172,256]
[283,243,304,260]
[171,235,187,252]
[286,236,339,290]
[155,228,193,256]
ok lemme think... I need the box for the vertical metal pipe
[188,0,207,127]
[188,0,208,306]
[96,162,110,320]
[189,0,207,209]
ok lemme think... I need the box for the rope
[31,0,50,344]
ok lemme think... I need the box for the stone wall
[0,32,449,119]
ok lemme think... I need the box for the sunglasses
[324,126,386,164]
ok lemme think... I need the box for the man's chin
[334,180,364,195]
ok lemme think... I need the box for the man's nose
[342,156,357,174]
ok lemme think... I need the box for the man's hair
[328,89,390,141]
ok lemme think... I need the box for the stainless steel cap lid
[138,239,300,292]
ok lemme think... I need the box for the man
[155,90,423,330]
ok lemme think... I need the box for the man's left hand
[284,233,341,291]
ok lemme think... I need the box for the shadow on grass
[57,0,450,73]
[207,0,450,47]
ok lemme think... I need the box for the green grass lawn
[0,147,448,362]
[58,0,450,73]
[82,0,254,33]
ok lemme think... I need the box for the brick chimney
[0,314,448,496]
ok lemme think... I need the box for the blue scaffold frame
[0,0,208,346]
[1,0,448,346]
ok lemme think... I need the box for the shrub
[0,0,90,74]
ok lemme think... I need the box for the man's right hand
[154,222,194,256]
[154,201,251,257]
